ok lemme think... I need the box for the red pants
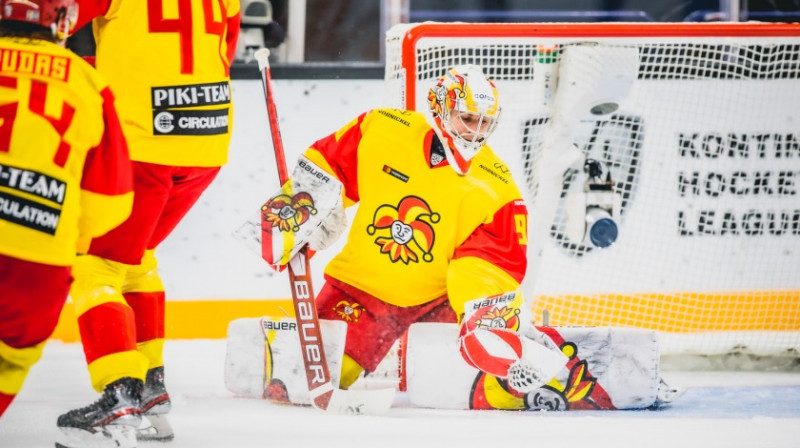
[0,254,71,414]
[316,275,457,372]
[88,161,220,264]
[75,162,219,388]
[0,254,71,349]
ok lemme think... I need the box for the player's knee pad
[405,322,664,410]
[123,253,166,344]
[224,316,347,406]
[70,254,129,316]
[123,249,164,293]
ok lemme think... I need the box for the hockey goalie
[227,64,680,411]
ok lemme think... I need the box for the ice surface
[1,340,799,448]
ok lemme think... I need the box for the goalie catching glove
[260,155,347,270]
[458,291,568,393]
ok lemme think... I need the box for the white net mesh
[384,22,800,357]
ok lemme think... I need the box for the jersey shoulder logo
[366,196,439,264]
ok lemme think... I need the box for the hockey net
[383,22,800,363]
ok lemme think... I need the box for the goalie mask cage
[384,22,800,360]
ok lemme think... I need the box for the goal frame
[394,22,800,110]
[385,21,800,360]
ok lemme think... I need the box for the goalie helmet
[1,0,79,42]
[428,65,501,175]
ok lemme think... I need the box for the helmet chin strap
[430,116,473,175]
[443,139,472,175]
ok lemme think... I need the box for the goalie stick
[254,48,394,414]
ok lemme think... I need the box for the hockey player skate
[136,366,174,441]
[56,377,143,448]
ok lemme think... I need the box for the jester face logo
[391,221,413,244]
[367,196,439,264]
[473,306,521,331]
[468,333,616,411]
[428,72,466,120]
[333,300,363,322]
[262,192,316,232]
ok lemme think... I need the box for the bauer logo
[152,109,229,135]
[471,292,517,310]
[151,81,231,108]
[262,320,296,331]
[298,159,331,183]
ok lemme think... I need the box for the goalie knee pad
[224,316,347,405]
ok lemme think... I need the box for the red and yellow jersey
[0,37,133,267]
[78,0,241,167]
[305,109,528,312]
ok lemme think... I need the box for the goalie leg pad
[406,322,664,410]
[224,317,347,406]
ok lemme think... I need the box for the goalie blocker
[225,316,680,410]
[233,155,347,270]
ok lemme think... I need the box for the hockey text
[677,132,800,236]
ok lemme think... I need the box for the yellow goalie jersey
[305,109,528,310]
[90,0,240,167]
[0,37,133,266]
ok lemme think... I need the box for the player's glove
[458,291,568,393]
[260,155,346,271]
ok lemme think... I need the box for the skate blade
[56,424,137,448]
[137,414,175,442]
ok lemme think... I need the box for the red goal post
[384,22,800,360]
